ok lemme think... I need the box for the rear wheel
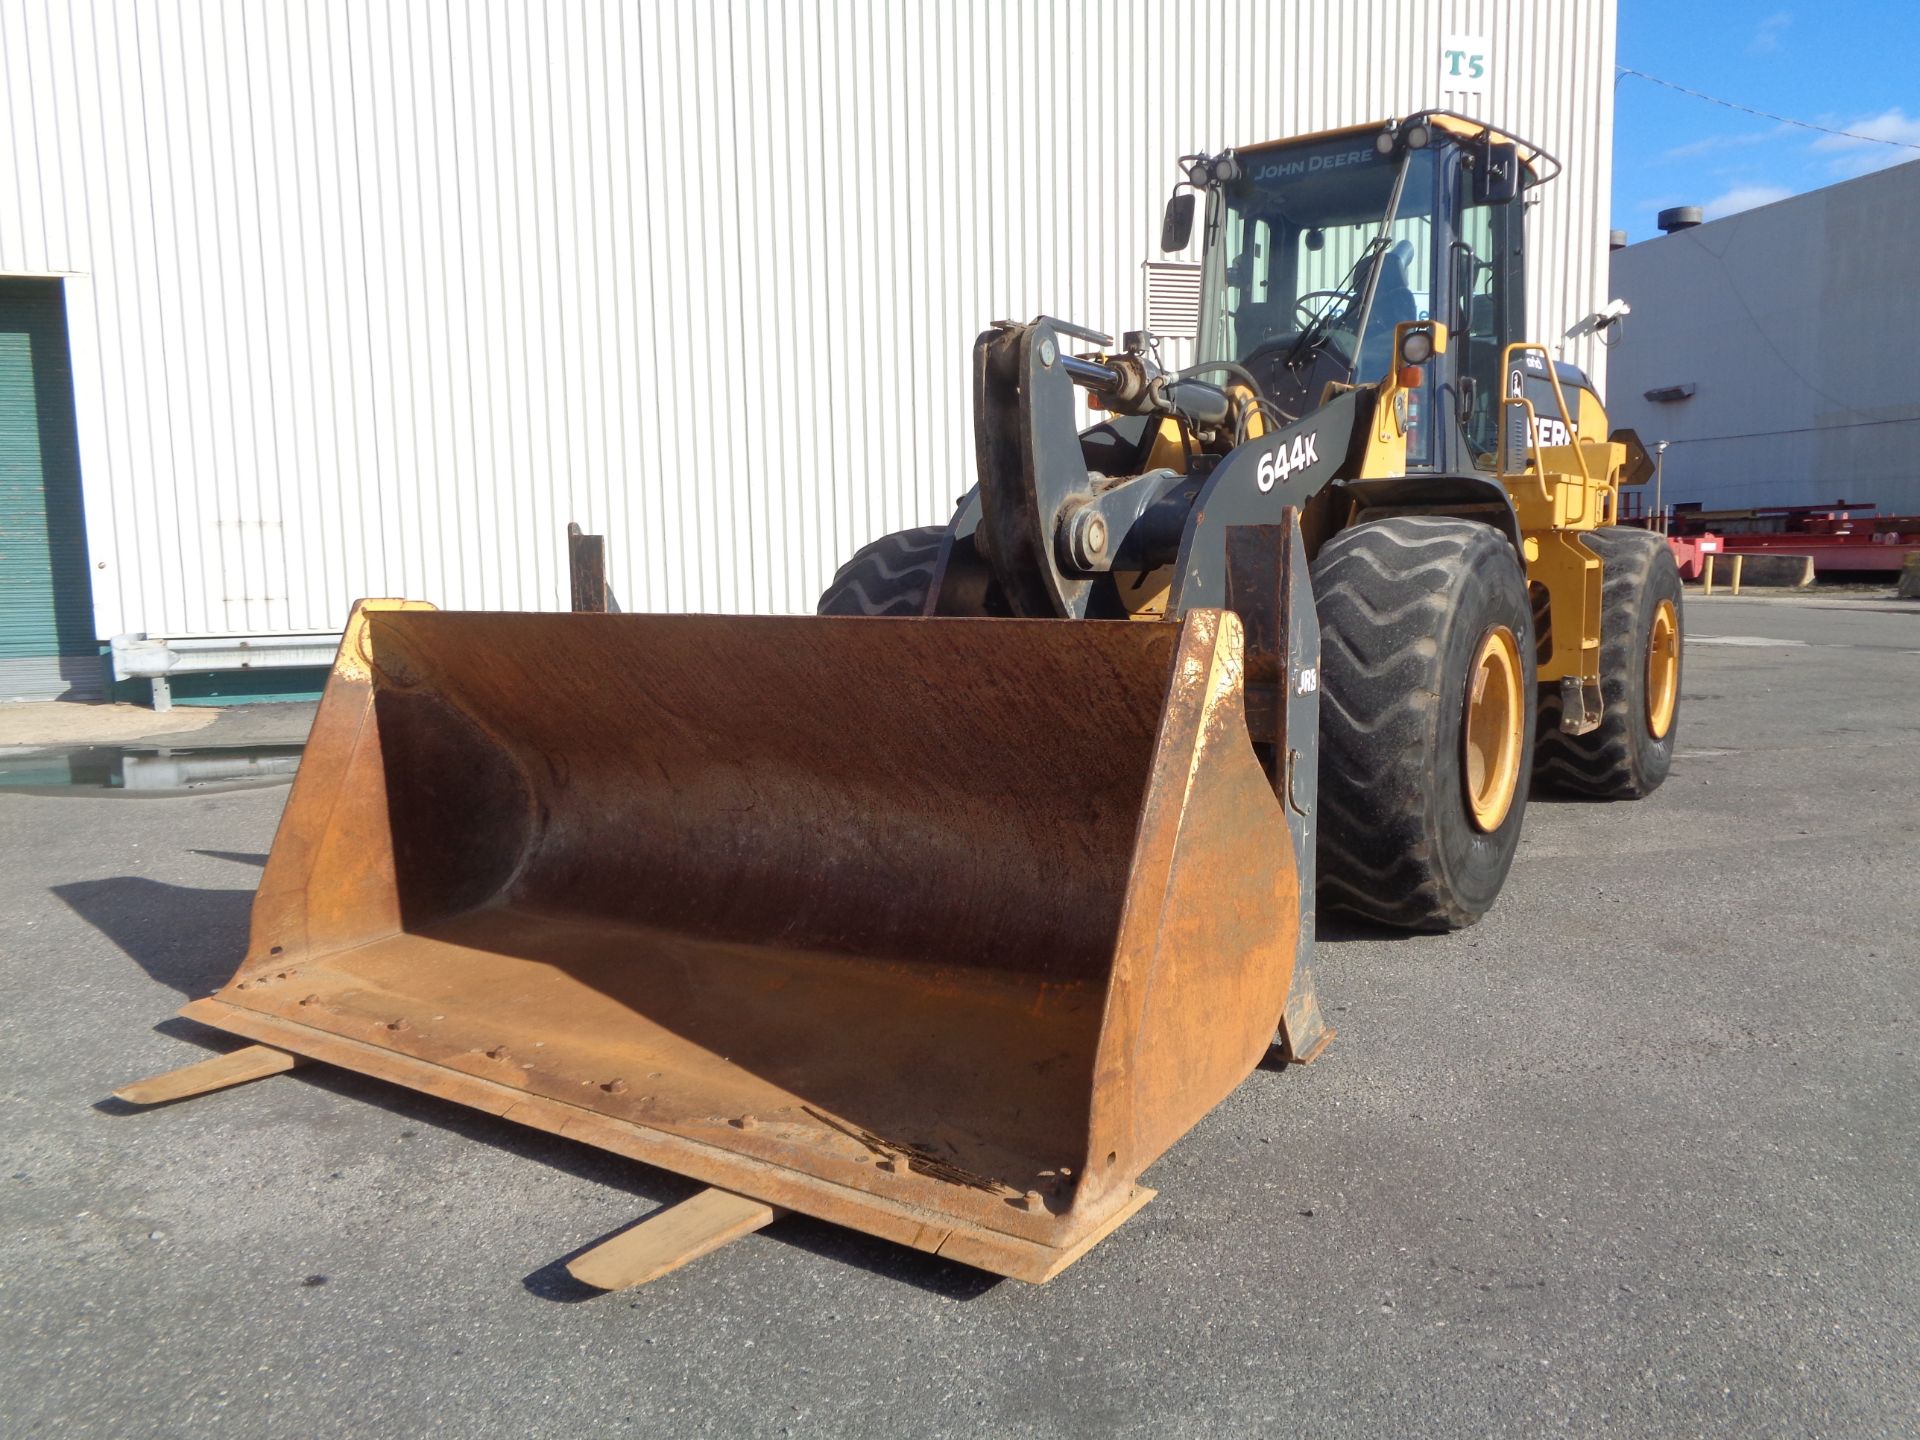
[1312,516,1537,931]
[1534,526,1683,798]
[816,526,945,615]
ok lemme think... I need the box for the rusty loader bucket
[125,599,1311,1284]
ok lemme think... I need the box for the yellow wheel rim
[1646,598,1679,739]
[1464,625,1524,833]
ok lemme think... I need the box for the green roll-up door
[0,278,103,701]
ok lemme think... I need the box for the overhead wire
[1660,415,1920,446]
[1615,67,1920,152]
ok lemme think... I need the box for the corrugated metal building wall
[1608,160,1920,515]
[0,0,1614,645]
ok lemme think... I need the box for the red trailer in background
[1663,531,1724,582]
[1663,503,1920,576]
[1617,492,1725,580]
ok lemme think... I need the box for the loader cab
[1190,114,1544,474]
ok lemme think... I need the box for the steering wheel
[1295,289,1355,327]
[1242,326,1357,376]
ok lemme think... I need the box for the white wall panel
[1,0,1614,639]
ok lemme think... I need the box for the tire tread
[816,527,945,616]
[1534,526,1680,799]
[1312,515,1533,931]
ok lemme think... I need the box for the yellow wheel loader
[119,112,1681,1289]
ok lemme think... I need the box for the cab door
[1447,147,1528,472]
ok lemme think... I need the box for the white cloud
[1749,11,1791,53]
[1809,107,1920,177]
[1701,184,1793,219]
[1747,10,1791,54]
[1662,125,1789,162]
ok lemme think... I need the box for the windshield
[1197,138,1437,386]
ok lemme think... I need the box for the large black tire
[1312,516,1537,931]
[816,526,945,615]
[1534,526,1682,798]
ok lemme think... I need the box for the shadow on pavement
[60,873,1010,1304]
[766,1213,1004,1301]
[52,876,252,998]
[189,849,270,868]
[1315,911,1428,944]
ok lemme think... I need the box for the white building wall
[1608,160,1920,515]
[0,0,1615,640]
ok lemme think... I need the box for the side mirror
[1472,141,1521,204]
[1160,191,1195,252]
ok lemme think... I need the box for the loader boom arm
[969,317,1365,622]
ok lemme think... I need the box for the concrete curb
[1703,552,1814,590]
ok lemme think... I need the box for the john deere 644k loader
[120,113,1680,1289]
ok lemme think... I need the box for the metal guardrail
[108,633,340,711]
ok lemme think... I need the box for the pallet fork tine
[114,1044,302,1106]
[566,1189,782,1292]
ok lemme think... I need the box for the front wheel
[816,526,945,616]
[1534,526,1683,798]
[1312,516,1537,931]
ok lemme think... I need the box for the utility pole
[1653,441,1669,533]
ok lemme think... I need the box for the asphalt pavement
[2,592,1916,1438]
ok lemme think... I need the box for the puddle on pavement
[0,743,305,794]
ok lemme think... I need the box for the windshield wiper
[1283,234,1387,370]
[1283,150,1414,373]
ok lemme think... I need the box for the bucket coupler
[123,594,1318,1284]
[973,317,1237,620]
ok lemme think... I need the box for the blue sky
[1613,1,1920,239]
